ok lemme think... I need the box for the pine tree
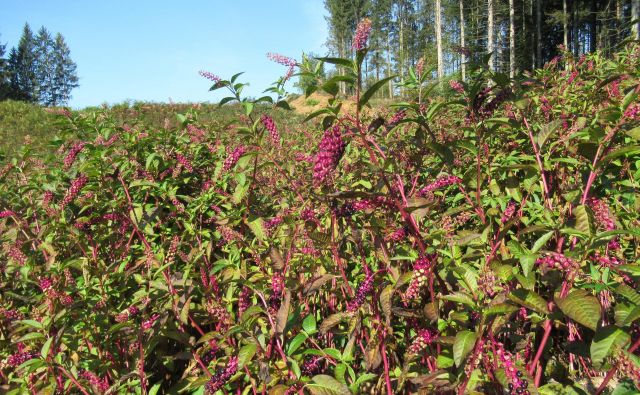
[50,33,78,106]
[0,35,9,100]
[35,26,55,105]
[8,23,38,102]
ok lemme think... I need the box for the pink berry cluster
[388,110,406,128]
[449,80,465,94]
[586,198,616,231]
[493,341,528,395]
[352,18,372,51]
[238,287,250,316]
[266,52,297,68]
[39,277,57,298]
[347,274,374,312]
[0,308,23,323]
[176,153,194,173]
[63,142,86,169]
[271,272,285,296]
[266,53,297,80]
[264,216,283,232]
[501,201,517,224]
[617,351,640,388]
[186,124,207,143]
[61,174,89,208]
[45,107,72,117]
[593,252,623,267]
[205,356,238,394]
[405,254,436,300]
[166,235,180,266]
[407,329,438,355]
[223,145,246,172]
[260,114,280,146]
[199,70,221,83]
[0,210,15,218]
[6,351,39,367]
[313,125,346,186]
[142,314,160,330]
[416,57,425,77]
[536,252,579,271]
[80,370,110,392]
[115,306,140,323]
[624,103,640,120]
[418,175,462,196]
[385,226,408,242]
[7,244,27,265]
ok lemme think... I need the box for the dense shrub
[0,34,639,394]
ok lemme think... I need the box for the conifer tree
[8,23,38,102]
[50,33,79,106]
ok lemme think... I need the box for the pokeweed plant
[0,19,639,395]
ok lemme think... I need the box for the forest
[323,0,640,95]
[0,2,639,395]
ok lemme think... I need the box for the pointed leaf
[508,289,550,315]
[359,76,395,108]
[591,326,630,369]
[307,374,352,395]
[453,330,477,367]
[555,289,601,331]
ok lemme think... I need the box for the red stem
[528,320,552,377]
[381,339,394,395]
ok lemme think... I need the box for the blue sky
[1,0,329,108]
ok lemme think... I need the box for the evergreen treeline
[0,23,78,106]
[323,0,640,97]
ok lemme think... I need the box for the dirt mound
[288,92,358,115]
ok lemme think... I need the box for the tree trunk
[615,0,622,46]
[633,0,640,40]
[386,35,393,99]
[563,0,569,50]
[399,10,404,96]
[573,0,579,56]
[488,0,495,71]
[536,0,543,67]
[590,0,597,52]
[510,0,516,78]
[436,0,444,79]
[460,0,466,81]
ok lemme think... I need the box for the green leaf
[425,142,454,165]
[537,119,562,148]
[555,289,601,331]
[625,126,640,140]
[590,325,630,369]
[307,374,352,395]
[531,231,554,253]
[41,336,53,358]
[573,205,594,236]
[237,343,257,368]
[484,303,519,318]
[304,108,332,123]
[247,216,266,242]
[614,283,640,305]
[149,383,162,395]
[598,145,640,167]
[17,320,44,330]
[453,330,477,367]
[320,313,348,335]
[508,289,550,315]
[287,333,308,355]
[315,57,355,69]
[303,314,317,334]
[359,76,395,108]
[276,289,291,334]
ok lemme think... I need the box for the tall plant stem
[523,116,553,210]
